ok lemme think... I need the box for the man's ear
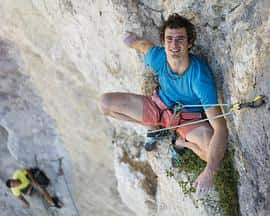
[160,38,164,46]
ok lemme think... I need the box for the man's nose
[172,39,178,46]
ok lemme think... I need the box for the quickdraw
[229,95,266,111]
[147,95,266,135]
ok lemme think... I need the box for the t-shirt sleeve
[11,169,29,197]
[11,187,21,197]
[144,46,165,75]
[193,64,218,109]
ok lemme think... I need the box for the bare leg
[175,126,213,161]
[109,112,142,123]
[99,92,145,123]
[31,181,54,206]
[175,137,207,161]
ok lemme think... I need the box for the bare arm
[193,106,228,193]
[204,106,228,173]
[26,185,33,195]
[18,195,30,208]
[123,32,153,54]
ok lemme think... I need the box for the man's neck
[167,54,190,74]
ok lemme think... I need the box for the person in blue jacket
[99,13,228,195]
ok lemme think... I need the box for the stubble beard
[168,51,185,64]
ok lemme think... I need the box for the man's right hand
[122,31,153,54]
[123,32,139,47]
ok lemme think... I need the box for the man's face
[164,27,191,60]
[10,180,21,187]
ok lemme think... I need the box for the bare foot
[175,136,186,148]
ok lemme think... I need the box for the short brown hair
[160,13,196,48]
[6,179,12,188]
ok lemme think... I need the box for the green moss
[165,168,174,178]
[174,149,239,216]
[214,151,239,216]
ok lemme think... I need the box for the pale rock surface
[0,0,134,215]
[0,0,269,216]
[113,128,156,216]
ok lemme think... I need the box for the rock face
[0,0,269,216]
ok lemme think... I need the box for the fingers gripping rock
[123,32,139,47]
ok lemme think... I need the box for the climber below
[99,13,228,195]
[6,167,63,208]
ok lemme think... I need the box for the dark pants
[21,168,50,195]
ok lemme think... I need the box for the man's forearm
[26,185,33,195]
[123,32,153,53]
[206,128,228,173]
[130,39,153,53]
[204,107,228,173]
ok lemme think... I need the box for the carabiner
[173,102,184,112]
[240,95,266,109]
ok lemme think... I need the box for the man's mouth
[170,49,181,54]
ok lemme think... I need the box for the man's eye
[166,36,186,43]
[176,37,185,42]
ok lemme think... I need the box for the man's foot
[52,196,64,208]
[174,136,187,154]
[144,129,168,151]
[171,136,187,167]
[175,136,186,147]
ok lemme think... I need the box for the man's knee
[186,126,213,149]
[99,93,113,115]
[202,125,212,139]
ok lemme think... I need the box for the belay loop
[173,102,184,113]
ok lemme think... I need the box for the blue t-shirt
[144,46,217,112]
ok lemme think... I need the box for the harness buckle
[173,102,184,113]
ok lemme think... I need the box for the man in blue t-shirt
[99,14,228,195]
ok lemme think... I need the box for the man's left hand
[193,167,214,196]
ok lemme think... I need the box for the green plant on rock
[178,178,196,194]
[165,168,174,178]
[174,149,239,216]
[213,151,239,216]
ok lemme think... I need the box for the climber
[99,13,228,195]
[5,167,63,208]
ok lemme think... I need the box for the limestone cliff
[0,0,269,216]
